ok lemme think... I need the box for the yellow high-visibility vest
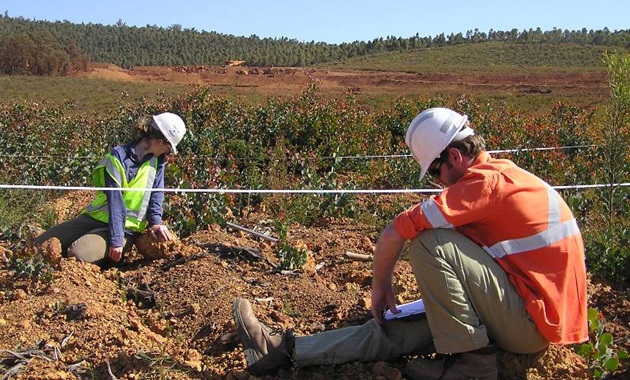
[82,153,158,232]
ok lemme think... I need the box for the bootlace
[264,325,295,355]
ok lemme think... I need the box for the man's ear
[447,147,464,163]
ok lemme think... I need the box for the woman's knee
[67,234,107,263]
[67,243,97,262]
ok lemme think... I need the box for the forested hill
[1,14,629,72]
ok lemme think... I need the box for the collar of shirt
[126,143,156,164]
[473,151,491,166]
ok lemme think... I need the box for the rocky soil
[1,192,629,380]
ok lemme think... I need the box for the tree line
[1,13,629,73]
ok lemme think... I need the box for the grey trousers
[34,214,133,263]
[295,229,548,367]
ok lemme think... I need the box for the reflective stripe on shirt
[483,186,580,258]
[422,198,454,228]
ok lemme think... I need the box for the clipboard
[384,299,426,321]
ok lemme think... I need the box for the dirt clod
[135,230,181,259]
[39,237,62,267]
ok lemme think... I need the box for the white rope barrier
[0,184,441,194]
[0,144,623,194]
[0,144,597,161]
[487,145,597,154]
[327,145,598,160]
[1,183,629,194]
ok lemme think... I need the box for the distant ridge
[1,15,628,69]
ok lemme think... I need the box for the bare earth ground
[1,66,627,379]
[74,63,610,101]
[1,191,628,380]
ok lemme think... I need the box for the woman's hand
[108,246,123,262]
[149,224,172,241]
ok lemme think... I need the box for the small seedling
[576,308,629,379]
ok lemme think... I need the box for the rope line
[0,144,597,161]
[0,144,619,194]
[2,183,629,194]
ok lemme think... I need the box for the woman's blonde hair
[131,115,170,148]
[131,115,154,142]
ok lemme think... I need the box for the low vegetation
[577,308,629,379]
[325,42,625,74]
[1,54,629,287]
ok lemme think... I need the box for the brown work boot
[233,298,294,375]
[405,346,498,380]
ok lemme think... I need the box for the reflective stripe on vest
[483,185,580,258]
[83,154,157,232]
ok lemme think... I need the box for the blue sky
[3,0,628,44]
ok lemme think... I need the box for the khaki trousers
[34,214,134,263]
[295,229,548,367]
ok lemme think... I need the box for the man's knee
[410,229,478,258]
[408,229,441,259]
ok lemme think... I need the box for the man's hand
[108,246,123,262]
[149,224,172,241]
[371,282,400,324]
[371,223,406,324]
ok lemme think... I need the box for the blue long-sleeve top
[103,143,166,247]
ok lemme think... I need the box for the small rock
[39,237,62,266]
[12,289,27,300]
[65,303,87,320]
[135,230,181,259]
[187,303,201,314]
[184,349,203,371]
[358,297,372,309]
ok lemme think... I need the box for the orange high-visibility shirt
[393,151,588,344]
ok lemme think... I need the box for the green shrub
[8,254,56,283]
[580,53,630,282]
[274,222,308,271]
[576,308,629,379]
[0,189,55,239]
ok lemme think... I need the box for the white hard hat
[152,112,186,155]
[405,107,474,180]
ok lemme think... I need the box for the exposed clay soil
[1,191,628,380]
[73,63,610,101]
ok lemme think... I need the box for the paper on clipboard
[384,299,426,320]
